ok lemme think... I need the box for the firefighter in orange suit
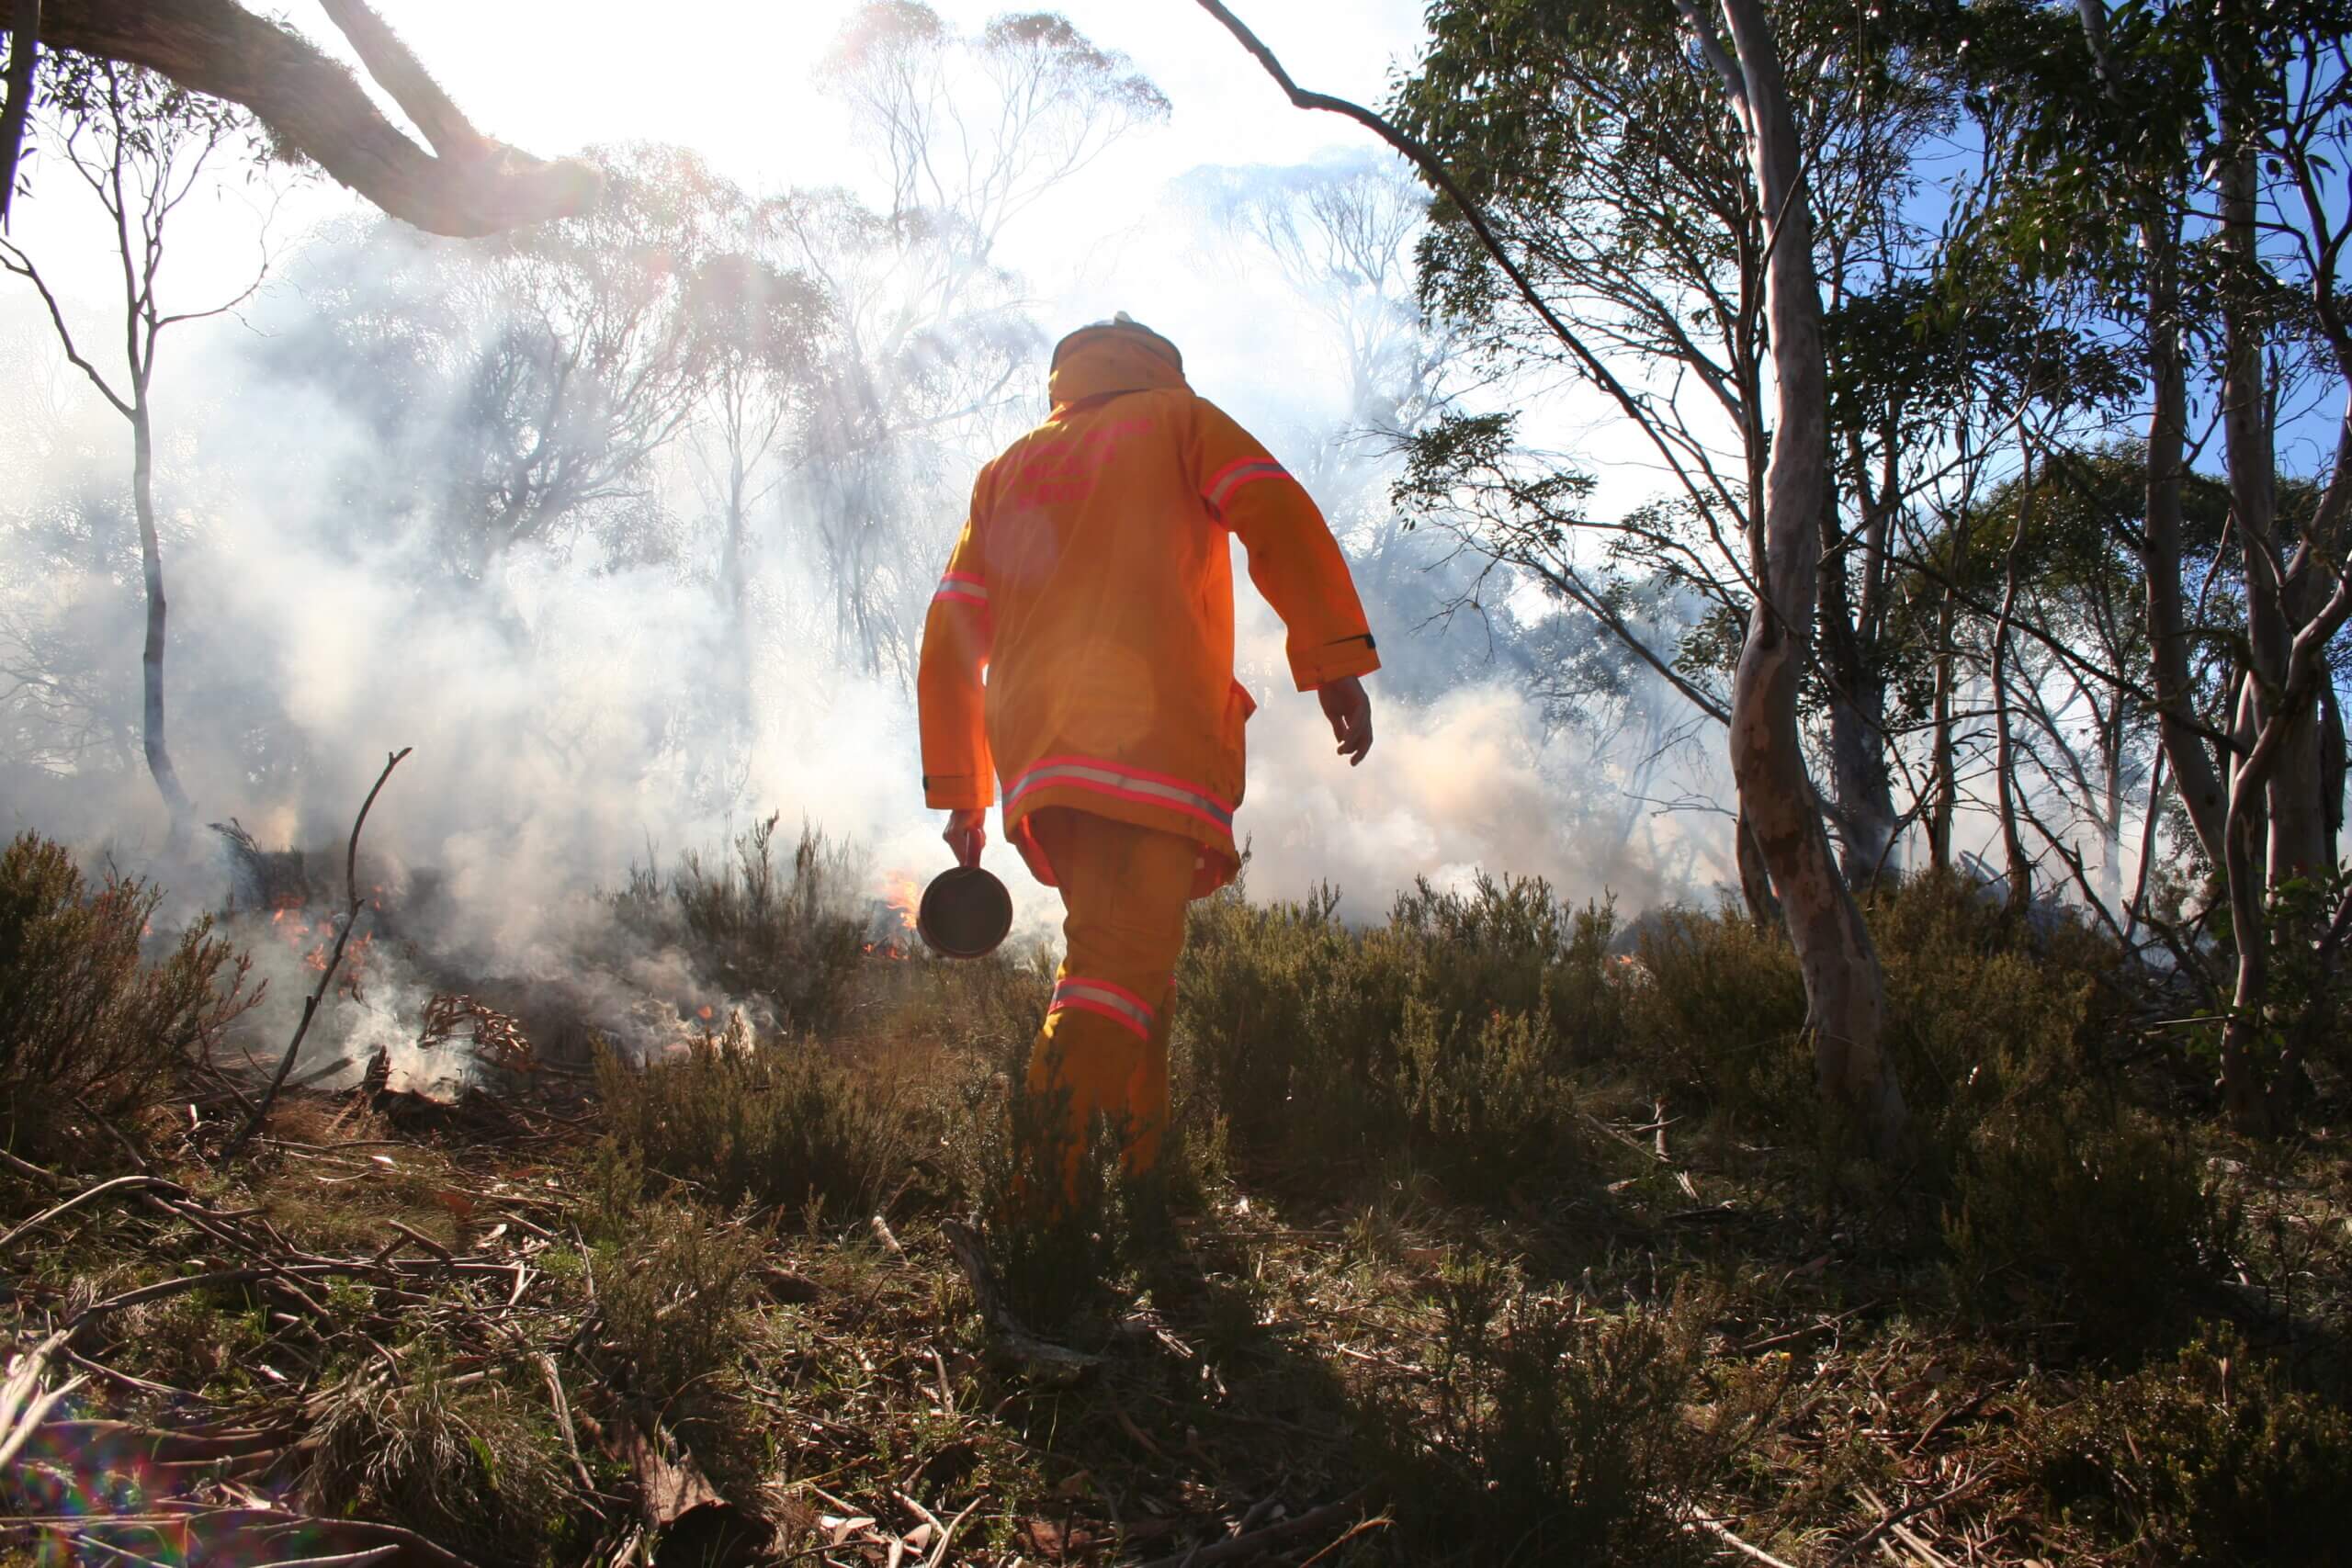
[917,313,1379,1189]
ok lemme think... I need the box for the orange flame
[697,1004,715,1021]
[881,871,921,932]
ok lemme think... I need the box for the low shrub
[1396,998,1584,1201]
[1620,871,2124,1145]
[612,813,865,1033]
[1620,903,1812,1131]
[1175,874,1612,1193]
[307,1348,576,1567]
[1368,1258,1728,1564]
[0,832,254,1159]
[578,1151,770,1486]
[594,1018,911,1223]
[2018,1328,2352,1564]
[1942,1091,2231,1355]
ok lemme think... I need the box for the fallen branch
[1821,1479,1984,1568]
[1133,1493,1370,1568]
[0,1173,174,1251]
[1683,1515,1803,1568]
[229,746,411,1156]
[0,1331,80,1472]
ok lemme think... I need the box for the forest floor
[6,863,2352,1566]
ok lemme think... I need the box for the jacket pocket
[1216,680,1257,808]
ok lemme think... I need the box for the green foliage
[2018,1330,2352,1565]
[1623,871,2127,1140]
[308,1348,575,1567]
[579,1178,769,1488]
[953,1074,1142,1334]
[0,832,253,1159]
[1371,1262,1723,1564]
[1942,1092,2229,1356]
[1620,902,1813,1130]
[1176,874,1614,1194]
[612,813,865,1033]
[1396,999,1577,1201]
[594,1017,910,1223]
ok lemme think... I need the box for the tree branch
[12,0,599,235]
[0,0,35,226]
[226,746,410,1154]
[312,0,482,160]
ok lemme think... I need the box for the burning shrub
[594,1018,912,1223]
[0,831,255,1159]
[612,813,865,1034]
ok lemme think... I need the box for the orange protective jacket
[918,322,1380,898]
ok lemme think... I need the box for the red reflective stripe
[1204,456,1292,510]
[1204,456,1272,492]
[1012,754,1235,814]
[932,589,988,607]
[1048,995,1152,1040]
[1062,974,1154,1012]
[1012,774,1231,835]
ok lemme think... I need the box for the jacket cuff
[922,773,993,810]
[1291,633,1382,692]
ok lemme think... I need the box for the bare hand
[1317,675,1374,767]
[943,807,988,868]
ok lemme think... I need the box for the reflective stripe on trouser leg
[1022,808,1194,1196]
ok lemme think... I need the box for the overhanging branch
[9,0,599,235]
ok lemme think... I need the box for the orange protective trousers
[1022,808,1194,1192]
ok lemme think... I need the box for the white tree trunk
[1713,0,1908,1159]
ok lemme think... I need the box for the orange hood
[1047,323,1188,411]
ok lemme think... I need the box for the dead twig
[1133,1494,1368,1568]
[0,1173,174,1251]
[1683,1515,1803,1568]
[1822,1479,1985,1568]
[0,1331,82,1472]
[924,1498,978,1568]
[229,746,412,1155]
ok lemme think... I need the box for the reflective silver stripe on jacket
[1204,458,1289,511]
[934,574,988,602]
[1007,761,1234,829]
[1050,977,1157,1036]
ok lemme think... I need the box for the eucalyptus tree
[0,55,274,839]
[1948,0,2352,1131]
[436,143,740,581]
[1386,0,1973,907]
[775,3,1170,681]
